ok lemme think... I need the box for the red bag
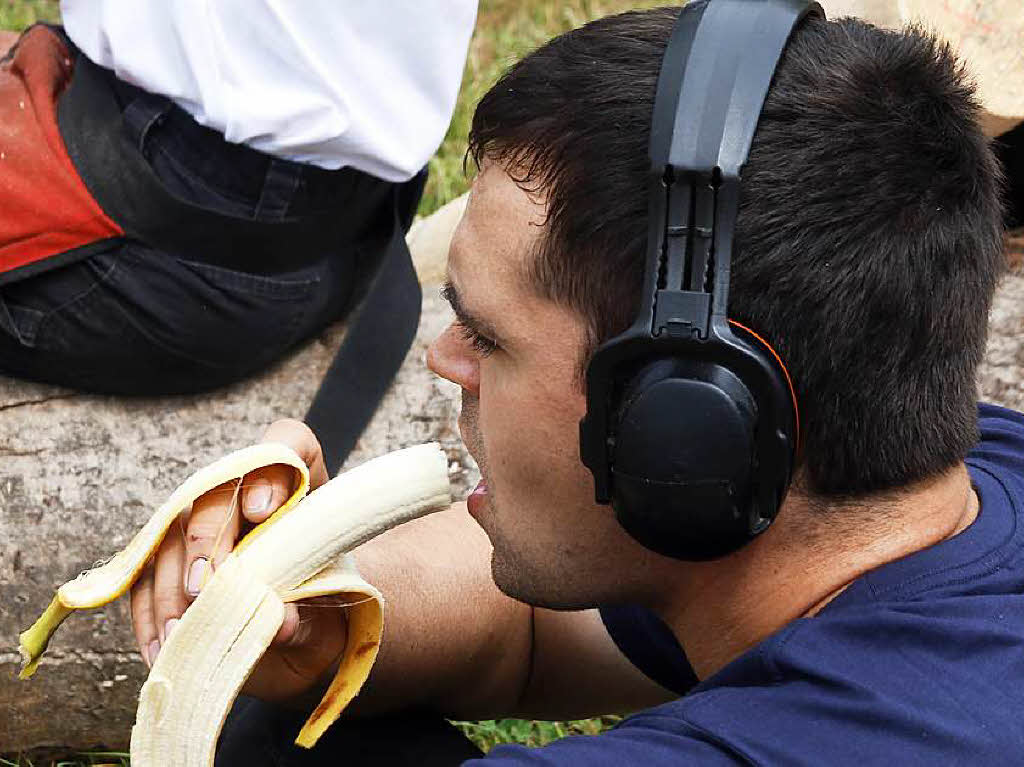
[0,26,122,284]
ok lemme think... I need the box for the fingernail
[147,639,160,667]
[186,557,207,596]
[244,484,273,516]
[165,618,179,641]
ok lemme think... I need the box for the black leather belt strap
[304,179,426,474]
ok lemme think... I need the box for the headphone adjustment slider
[653,289,710,339]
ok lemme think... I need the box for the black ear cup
[611,359,760,560]
[578,0,816,562]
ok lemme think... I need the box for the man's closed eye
[457,321,499,356]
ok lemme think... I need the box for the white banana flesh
[19,442,451,766]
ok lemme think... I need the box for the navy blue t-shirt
[469,403,1024,765]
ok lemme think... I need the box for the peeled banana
[18,442,451,766]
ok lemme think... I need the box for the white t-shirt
[61,1,477,180]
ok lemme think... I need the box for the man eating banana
[130,2,1024,764]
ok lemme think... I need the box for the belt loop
[255,159,302,220]
[121,91,175,153]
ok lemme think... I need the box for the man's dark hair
[468,5,1005,499]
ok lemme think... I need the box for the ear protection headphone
[579,0,822,561]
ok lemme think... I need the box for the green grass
[0,0,57,31]
[456,715,623,751]
[1,0,659,763]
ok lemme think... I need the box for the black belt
[304,183,425,473]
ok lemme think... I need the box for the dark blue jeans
[214,696,483,766]
[0,68,413,395]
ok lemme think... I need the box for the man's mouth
[467,479,488,517]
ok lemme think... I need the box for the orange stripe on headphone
[727,319,801,455]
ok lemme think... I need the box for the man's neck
[651,464,979,681]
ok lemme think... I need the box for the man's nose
[426,323,480,395]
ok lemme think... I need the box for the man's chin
[489,546,537,602]
[489,549,598,611]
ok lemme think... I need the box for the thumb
[241,463,299,525]
[274,603,309,647]
[273,599,349,650]
[244,600,349,702]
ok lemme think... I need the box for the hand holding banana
[132,419,343,705]
[18,419,451,766]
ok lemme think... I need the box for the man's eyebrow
[441,281,504,342]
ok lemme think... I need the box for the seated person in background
[0,2,475,395]
[133,3,1023,765]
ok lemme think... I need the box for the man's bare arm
[513,608,677,719]
[331,504,675,720]
[342,502,535,718]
